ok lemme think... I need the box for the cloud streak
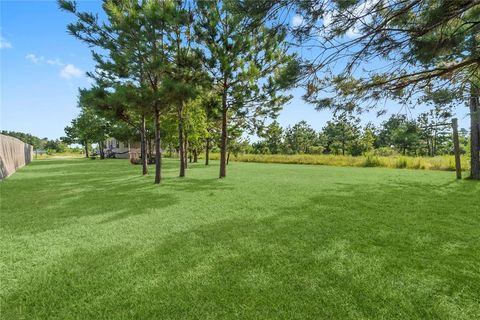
[26,53,43,64]
[26,53,84,79]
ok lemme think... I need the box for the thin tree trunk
[154,108,162,184]
[193,148,198,163]
[184,132,188,169]
[452,118,462,179]
[140,115,148,175]
[219,91,228,178]
[205,138,210,165]
[468,25,480,180]
[227,149,230,165]
[469,86,480,179]
[99,141,105,159]
[178,108,185,178]
[84,141,89,158]
[148,138,153,162]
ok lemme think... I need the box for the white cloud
[0,37,11,49]
[291,15,305,28]
[46,58,64,66]
[26,54,65,66]
[26,54,82,80]
[0,33,12,49]
[26,53,44,64]
[323,0,376,39]
[60,64,83,79]
[323,12,333,29]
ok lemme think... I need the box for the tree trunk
[99,141,105,159]
[193,148,198,163]
[469,86,480,179]
[205,138,210,165]
[227,148,231,165]
[452,118,462,179]
[84,141,89,158]
[219,90,228,178]
[154,108,162,184]
[183,131,188,169]
[178,108,186,178]
[140,115,148,175]
[149,138,153,162]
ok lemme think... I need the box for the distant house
[105,138,137,159]
[105,138,160,162]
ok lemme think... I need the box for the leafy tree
[64,94,111,159]
[60,0,172,183]
[44,139,68,154]
[284,121,319,154]
[159,2,206,177]
[258,121,284,154]
[252,140,270,154]
[199,92,222,165]
[195,0,299,177]
[361,124,376,155]
[184,99,208,164]
[322,113,362,156]
[1,131,44,150]
[249,0,480,178]
[377,115,421,156]
[417,106,453,156]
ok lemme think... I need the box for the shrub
[364,154,381,167]
[395,157,408,168]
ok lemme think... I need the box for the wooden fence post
[451,118,462,179]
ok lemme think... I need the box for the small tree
[284,121,319,154]
[195,0,299,177]
[322,113,362,156]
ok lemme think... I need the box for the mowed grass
[0,159,479,319]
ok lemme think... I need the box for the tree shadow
[1,159,233,235]
[2,159,479,319]
[2,176,479,319]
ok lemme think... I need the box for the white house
[105,138,131,159]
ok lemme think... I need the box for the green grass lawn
[1,159,479,319]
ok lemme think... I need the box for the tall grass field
[210,153,470,172]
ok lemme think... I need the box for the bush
[308,146,324,155]
[395,157,408,168]
[364,154,381,167]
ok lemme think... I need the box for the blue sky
[0,1,470,140]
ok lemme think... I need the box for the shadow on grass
[0,159,231,234]
[2,178,479,319]
[2,159,479,319]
